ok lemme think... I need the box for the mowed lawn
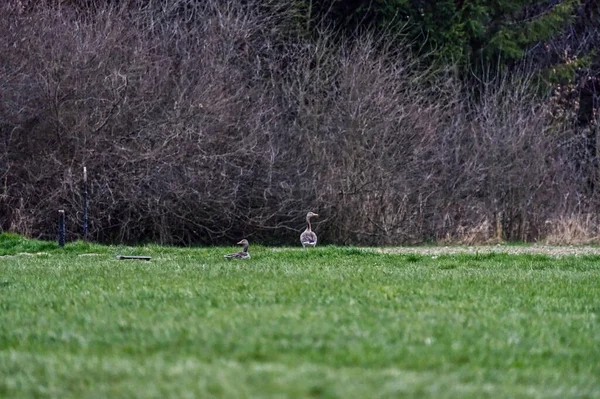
[1,238,599,398]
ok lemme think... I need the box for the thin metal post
[82,166,88,241]
[58,210,65,247]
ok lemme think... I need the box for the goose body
[224,239,251,259]
[300,212,318,248]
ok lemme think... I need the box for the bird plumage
[224,239,251,259]
[300,212,318,248]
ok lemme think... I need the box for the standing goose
[300,212,319,248]
[224,239,251,259]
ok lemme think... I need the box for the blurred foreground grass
[1,234,599,398]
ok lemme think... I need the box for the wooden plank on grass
[116,255,152,261]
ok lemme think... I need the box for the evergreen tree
[296,0,582,72]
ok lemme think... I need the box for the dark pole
[58,210,65,248]
[83,166,88,241]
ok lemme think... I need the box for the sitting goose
[224,239,251,259]
[300,212,319,248]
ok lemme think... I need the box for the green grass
[1,236,599,398]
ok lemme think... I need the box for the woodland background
[0,0,599,245]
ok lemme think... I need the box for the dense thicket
[0,0,599,245]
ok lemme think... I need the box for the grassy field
[1,233,599,398]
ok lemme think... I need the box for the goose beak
[237,240,244,245]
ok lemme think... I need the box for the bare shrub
[1,0,298,243]
[445,72,574,242]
